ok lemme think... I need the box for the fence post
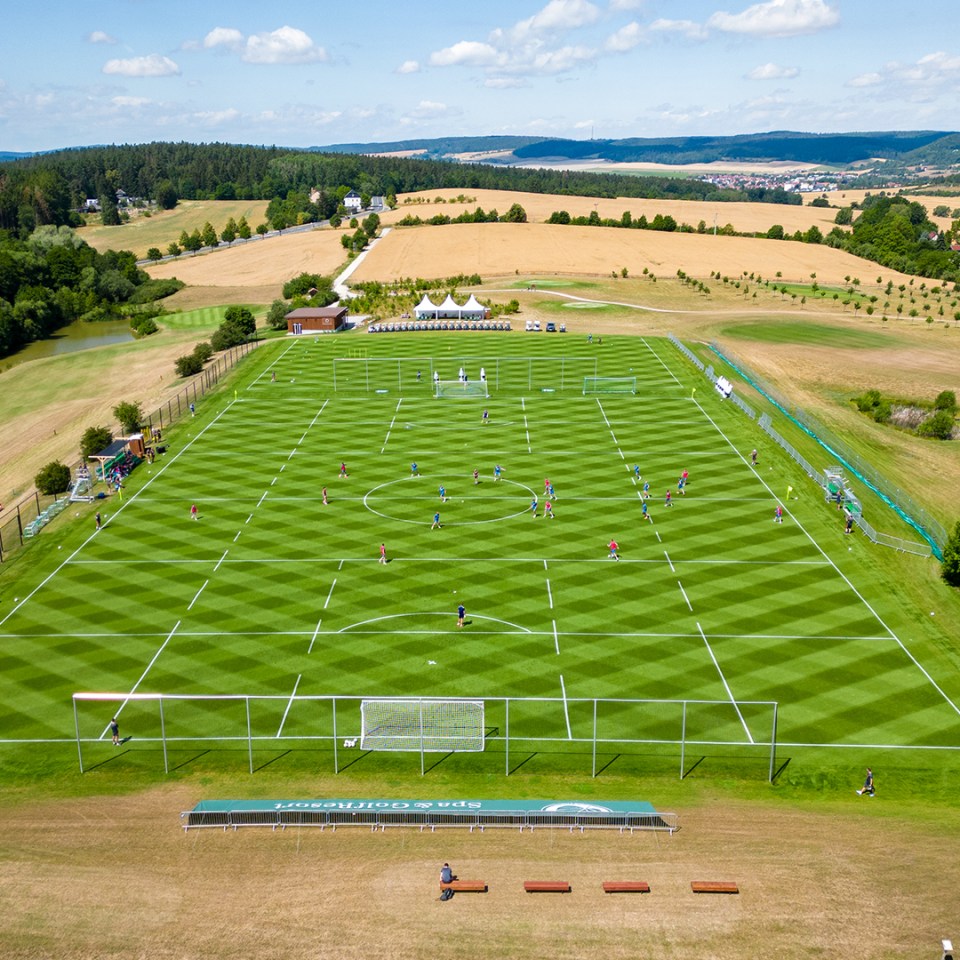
[680,701,687,779]
[504,698,510,776]
[768,702,778,783]
[246,697,253,774]
[591,698,598,778]
[332,697,339,774]
[16,504,23,545]
[160,697,168,775]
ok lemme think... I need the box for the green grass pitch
[2,332,958,773]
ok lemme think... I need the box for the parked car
[545,322,557,333]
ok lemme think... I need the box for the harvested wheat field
[353,222,914,288]
[146,228,348,294]
[1,783,957,960]
[388,188,844,237]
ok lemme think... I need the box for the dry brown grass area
[389,188,843,236]
[354,222,914,287]
[146,229,349,294]
[1,785,956,960]
[0,330,204,507]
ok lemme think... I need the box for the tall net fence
[708,340,946,557]
[72,692,779,780]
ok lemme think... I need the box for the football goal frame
[434,379,489,399]
[582,376,638,395]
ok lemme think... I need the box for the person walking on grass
[608,539,620,561]
[494,464,502,482]
[457,603,465,628]
[665,490,672,508]
[190,503,198,521]
[95,511,102,531]
[439,485,447,503]
[642,480,650,499]
[432,512,442,530]
[110,717,120,746]
[411,462,419,477]
[751,448,758,465]
[543,500,555,519]
[530,497,539,518]
[642,501,652,523]
[322,487,328,506]
[379,543,387,564]
[856,767,875,796]
[634,464,641,480]
[339,462,348,479]
[473,468,480,485]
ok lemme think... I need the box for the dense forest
[0,141,810,238]
[1,142,959,357]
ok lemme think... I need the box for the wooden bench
[440,880,488,893]
[602,881,651,894]
[691,881,739,894]
[524,881,571,893]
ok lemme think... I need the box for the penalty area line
[276,674,302,738]
[559,674,572,740]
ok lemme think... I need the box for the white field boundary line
[0,399,237,629]
[381,399,402,453]
[485,286,684,315]
[559,674,572,739]
[98,619,181,738]
[545,578,554,610]
[677,581,693,612]
[276,674,302,738]
[641,337,683,386]
[693,394,960,719]
[187,580,209,612]
[307,618,323,654]
[27,733,960,751]
[324,579,337,610]
[251,337,300,386]
[68,556,831,567]
[697,621,754,744]
[553,619,560,655]
[7,629,892,642]
[595,399,625,459]
[521,397,531,453]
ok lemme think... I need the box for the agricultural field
[387,187,847,236]
[78,199,269,260]
[2,333,960,959]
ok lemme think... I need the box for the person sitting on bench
[440,863,457,883]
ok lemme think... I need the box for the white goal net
[435,380,489,399]
[583,376,637,395]
[360,699,486,752]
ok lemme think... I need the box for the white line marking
[553,618,560,654]
[382,412,398,452]
[641,337,683,385]
[270,477,278,486]
[677,581,692,612]
[245,514,253,524]
[693,394,960,719]
[276,674,301,737]
[279,464,286,473]
[287,448,297,461]
[559,674,572,739]
[664,551,675,572]
[187,580,209,611]
[697,621,753,743]
[100,620,181,736]
[257,491,268,507]
[214,550,228,572]
[324,579,337,610]
[233,530,242,542]
[546,579,554,610]
[307,618,322,654]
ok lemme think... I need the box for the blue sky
[2,0,959,152]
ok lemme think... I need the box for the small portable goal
[435,380,489,399]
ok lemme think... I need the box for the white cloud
[202,25,327,65]
[847,72,882,88]
[203,27,244,50]
[504,0,601,45]
[708,0,839,38]
[111,96,151,107]
[193,108,241,125]
[102,55,180,78]
[648,18,708,40]
[409,100,452,118]
[605,22,646,52]
[430,40,502,68]
[87,31,117,45]
[397,60,420,74]
[484,77,528,88]
[608,0,644,10]
[748,62,799,80]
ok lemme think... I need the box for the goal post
[360,699,486,752]
[434,379,489,399]
[583,376,637,395]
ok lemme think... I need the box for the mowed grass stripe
[2,332,958,753]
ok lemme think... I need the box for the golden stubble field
[353,221,915,287]
[388,187,845,237]
[2,782,958,960]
